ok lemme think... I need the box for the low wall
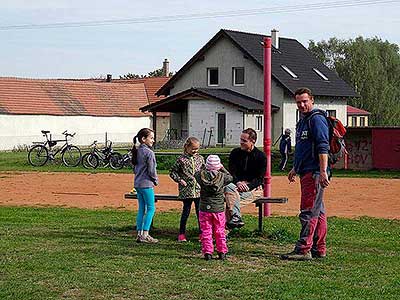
[0,114,150,150]
[336,127,400,170]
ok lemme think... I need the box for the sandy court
[0,171,399,219]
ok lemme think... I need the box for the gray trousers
[224,183,263,219]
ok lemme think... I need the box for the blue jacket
[294,109,329,175]
[279,135,292,154]
[134,144,158,188]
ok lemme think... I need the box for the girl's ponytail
[131,135,139,165]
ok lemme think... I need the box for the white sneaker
[141,235,159,244]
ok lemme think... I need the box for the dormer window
[281,65,298,79]
[207,68,219,86]
[232,67,245,86]
[313,68,329,81]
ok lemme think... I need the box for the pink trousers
[199,211,228,255]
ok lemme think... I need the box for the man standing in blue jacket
[281,87,330,261]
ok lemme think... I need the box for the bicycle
[81,140,123,170]
[118,150,133,169]
[28,130,82,167]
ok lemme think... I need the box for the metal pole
[263,37,272,216]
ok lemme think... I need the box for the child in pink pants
[195,155,233,260]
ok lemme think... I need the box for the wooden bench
[124,193,288,232]
[124,193,181,202]
[252,197,288,231]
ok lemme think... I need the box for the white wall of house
[170,36,265,100]
[0,114,150,150]
[188,99,243,146]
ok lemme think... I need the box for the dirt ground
[0,171,399,219]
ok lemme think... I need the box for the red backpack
[306,111,347,165]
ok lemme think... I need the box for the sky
[1,0,399,79]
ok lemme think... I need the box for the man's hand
[288,168,296,183]
[236,181,250,192]
[319,170,330,188]
[179,179,187,187]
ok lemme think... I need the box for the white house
[141,29,358,147]
[0,77,168,150]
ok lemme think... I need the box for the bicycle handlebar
[62,131,75,138]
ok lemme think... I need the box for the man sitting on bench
[225,128,267,229]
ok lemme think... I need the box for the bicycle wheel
[62,145,82,167]
[82,153,99,169]
[28,145,48,166]
[109,152,123,170]
[89,153,100,169]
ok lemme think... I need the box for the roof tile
[0,77,155,117]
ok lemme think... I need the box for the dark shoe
[311,250,327,259]
[218,252,227,260]
[227,215,245,229]
[204,253,212,261]
[280,250,312,261]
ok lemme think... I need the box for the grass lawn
[1,207,399,300]
[1,151,399,178]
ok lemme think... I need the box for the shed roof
[347,105,371,115]
[141,87,279,113]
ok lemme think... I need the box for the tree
[119,67,174,79]
[119,73,145,79]
[308,37,400,126]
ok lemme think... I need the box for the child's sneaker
[204,253,212,261]
[140,235,159,244]
[177,234,187,242]
[218,252,227,260]
[136,235,142,243]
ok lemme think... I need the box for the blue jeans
[135,187,156,231]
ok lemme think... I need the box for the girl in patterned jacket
[169,137,205,242]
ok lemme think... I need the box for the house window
[313,68,329,81]
[351,116,357,127]
[233,67,245,86]
[360,116,366,126]
[207,68,219,86]
[256,116,263,131]
[281,65,298,79]
[327,110,336,118]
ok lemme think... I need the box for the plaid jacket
[169,153,205,199]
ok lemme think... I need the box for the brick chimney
[271,29,279,49]
[162,59,169,77]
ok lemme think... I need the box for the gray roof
[157,29,358,98]
[141,87,279,113]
